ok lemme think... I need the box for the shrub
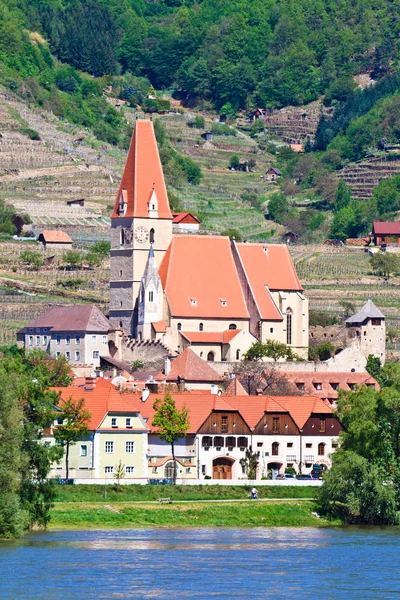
[19,128,40,141]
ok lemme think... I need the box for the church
[109,120,309,361]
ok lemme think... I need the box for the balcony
[286,455,297,462]
[304,455,315,463]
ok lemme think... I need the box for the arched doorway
[212,457,234,480]
[267,461,283,478]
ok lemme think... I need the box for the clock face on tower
[124,226,133,244]
[134,226,149,243]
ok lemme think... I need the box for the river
[0,527,399,599]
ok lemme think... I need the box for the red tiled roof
[149,457,194,468]
[151,320,167,333]
[172,212,200,224]
[373,221,400,235]
[159,236,249,319]
[235,243,303,294]
[180,330,241,344]
[53,380,337,435]
[20,304,111,333]
[111,120,172,220]
[155,348,221,382]
[39,230,72,243]
[52,378,146,430]
[223,378,249,396]
[279,371,379,401]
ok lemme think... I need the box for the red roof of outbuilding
[111,120,172,220]
[159,236,249,319]
[172,212,200,224]
[373,221,400,235]
[155,348,222,382]
[39,230,72,243]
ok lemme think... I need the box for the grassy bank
[54,484,316,503]
[49,500,339,529]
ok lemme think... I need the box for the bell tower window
[120,228,125,246]
[150,228,155,243]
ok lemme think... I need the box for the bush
[188,115,205,128]
[211,123,236,136]
[19,128,40,141]
[20,249,42,268]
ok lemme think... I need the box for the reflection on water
[0,527,400,599]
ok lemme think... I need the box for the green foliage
[19,128,40,141]
[220,228,242,242]
[369,252,400,278]
[334,180,351,213]
[114,460,125,492]
[317,385,400,524]
[339,300,356,318]
[131,359,144,372]
[211,123,236,136]
[365,355,382,380]
[330,199,376,241]
[56,278,86,289]
[62,250,82,269]
[309,311,339,327]
[267,192,289,224]
[243,340,300,362]
[372,174,400,217]
[239,447,259,480]
[53,396,91,482]
[20,249,42,268]
[229,154,240,170]
[152,392,190,484]
[188,115,205,129]
[309,342,335,362]
[0,349,70,537]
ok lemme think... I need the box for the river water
[0,527,399,599]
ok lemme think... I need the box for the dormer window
[118,191,127,216]
[314,382,322,391]
[220,298,227,306]
[296,382,305,391]
[331,382,339,390]
[190,298,197,306]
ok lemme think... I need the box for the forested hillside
[3,0,400,111]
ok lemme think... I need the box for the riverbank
[53,484,316,503]
[49,499,341,529]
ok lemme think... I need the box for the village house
[345,299,386,364]
[172,211,200,233]
[38,230,73,251]
[18,304,112,368]
[44,376,342,482]
[265,167,282,182]
[108,120,308,362]
[372,221,400,246]
[45,377,149,482]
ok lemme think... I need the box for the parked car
[296,474,317,480]
[276,474,295,480]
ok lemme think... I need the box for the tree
[114,460,125,492]
[365,355,382,380]
[85,252,101,268]
[317,385,400,524]
[229,154,240,170]
[53,397,91,482]
[339,300,356,318]
[63,250,82,270]
[91,241,110,258]
[243,340,300,362]
[152,392,190,484]
[20,249,42,269]
[267,193,290,224]
[220,228,242,241]
[334,180,351,212]
[239,447,259,480]
[370,252,400,278]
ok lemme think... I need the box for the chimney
[164,357,171,376]
[142,387,150,402]
[84,376,96,391]
[210,384,218,395]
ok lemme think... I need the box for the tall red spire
[111,120,172,219]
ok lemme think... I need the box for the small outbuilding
[372,221,400,246]
[265,167,282,182]
[201,132,213,142]
[172,212,200,233]
[38,230,72,251]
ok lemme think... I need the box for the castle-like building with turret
[110,120,309,361]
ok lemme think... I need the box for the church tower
[137,244,163,340]
[109,120,173,335]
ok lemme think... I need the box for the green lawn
[54,484,317,503]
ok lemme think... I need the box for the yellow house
[48,377,149,482]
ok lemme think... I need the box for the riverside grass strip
[49,500,338,529]
[53,484,317,503]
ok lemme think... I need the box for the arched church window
[229,324,237,330]
[207,351,215,362]
[177,323,182,331]
[150,228,155,243]
[286,308,292,345]
[199,323,204,331]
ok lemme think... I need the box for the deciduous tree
[53,397,91,482]
[152,392,190,484]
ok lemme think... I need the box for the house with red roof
[372,221,400,246]
[109,120,308,362]
[46,376,342,482]
[172,212,200,233]
[38,230,72,251]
